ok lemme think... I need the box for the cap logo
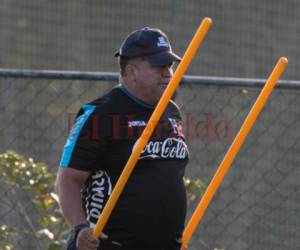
[157,36,169,48]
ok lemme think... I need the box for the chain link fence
[1,70,300,249]
[1,0,300,80]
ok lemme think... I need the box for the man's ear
[126,64,137,83]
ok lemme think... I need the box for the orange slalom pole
[181,57,288,250]
[93,17,213,238]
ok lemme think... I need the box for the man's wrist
[72,223,89,240]
[67,224,89,250]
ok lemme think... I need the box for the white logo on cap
[157,36,168,48]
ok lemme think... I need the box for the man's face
[129,59,174,105]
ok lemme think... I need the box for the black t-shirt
[60,85,189,248]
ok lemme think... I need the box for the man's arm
[56,167,107,250]
[55,167,90,226]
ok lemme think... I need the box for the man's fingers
[82,228,99,243]
[100,232,108,240]
[76,228,110,250]
[76,228,99,249]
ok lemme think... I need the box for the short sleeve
[59,104,108,171]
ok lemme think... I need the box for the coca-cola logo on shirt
[133,137,189,160]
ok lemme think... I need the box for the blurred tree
[0,151,67,250]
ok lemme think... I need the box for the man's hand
[76,228,108,250]
[66,226,108,250]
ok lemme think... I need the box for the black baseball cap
[114,27,181,66]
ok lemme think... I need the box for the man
[56,27,189,250]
